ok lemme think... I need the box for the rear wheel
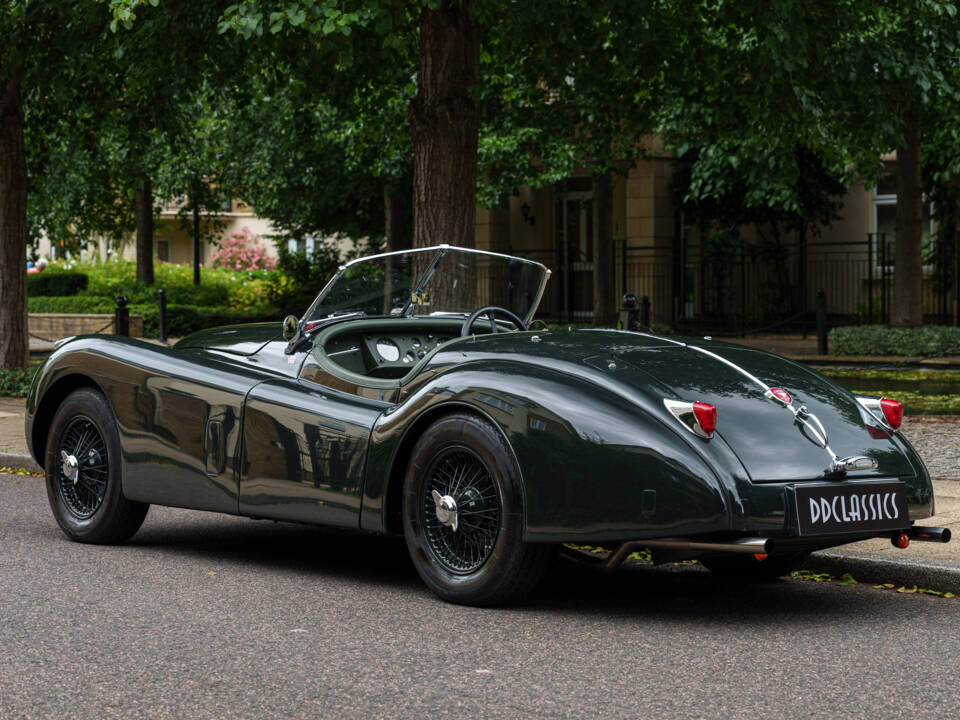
[702,551,809,581]
[45,388,148,544]
[402,412,553,606]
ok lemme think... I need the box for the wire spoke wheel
[421,446,501,574]
[57,416,109,519]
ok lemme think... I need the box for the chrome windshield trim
[302,245,551,327]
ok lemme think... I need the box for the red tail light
[880,398,903,429]
[692,402,717,435]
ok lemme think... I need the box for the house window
[872,186,934,271]
[156,238,171,262]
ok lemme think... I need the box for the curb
[806,548,960,594]
[0,451,41,473]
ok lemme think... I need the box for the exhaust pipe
[602,537,774,573]
[907,526,951,543]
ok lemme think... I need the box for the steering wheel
[460,306,528,336]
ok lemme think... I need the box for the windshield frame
[300,244,551,328]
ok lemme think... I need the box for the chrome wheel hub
[431,489,459,532]
[60,450,79,485]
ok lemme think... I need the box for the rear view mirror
[282,315,299,341]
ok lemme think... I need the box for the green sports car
[25,245,948,605]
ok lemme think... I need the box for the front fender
[361,361,742,542]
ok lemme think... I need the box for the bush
[26,295,279,338]
[135,303,283,338]
[28,296,117,314]
[829,325,960,356]
[0,366,39,398]
[209,227,277,271]
[26,272,88,297]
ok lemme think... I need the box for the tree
[1,3,119,369]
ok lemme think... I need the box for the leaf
[896,585,917,594]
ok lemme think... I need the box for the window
[872,184,934,271]
[156,238,171,262]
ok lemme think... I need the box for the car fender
[361,360,744,542]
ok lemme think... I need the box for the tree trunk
[891,110,923,327]
[593,172,615,326]
[0,68,28,369]
[408,1,480,251]
[136,177,154,285]
[384,184,409,253]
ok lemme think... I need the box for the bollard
[816,289,828,355]
[115,296,130,337]
[158,289,168,343]
[619,293,639,331]
[640,295,650,329]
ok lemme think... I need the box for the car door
[238,376,390,528]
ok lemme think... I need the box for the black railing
[514,235,955,330]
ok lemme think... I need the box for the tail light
[692,402,717,435]
[880,398,903,429]
[856,396,903,431]
[664,399,717,439]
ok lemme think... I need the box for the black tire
[45,388,148,544]
[702,551,809,581]
[402,412,554,606]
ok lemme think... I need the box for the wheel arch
[30,374,105,469]
[381,400,522,536]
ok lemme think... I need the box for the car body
[26,245,948,605]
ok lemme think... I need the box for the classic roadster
[26,245,949,605]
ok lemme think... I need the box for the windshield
[304,246,549,325]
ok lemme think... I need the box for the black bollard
[115,296,129,337]
[641,295,651,329]
[158,289,168,343]
[816,289,828,355]
[620,293,639,331]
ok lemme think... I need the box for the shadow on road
[116,507,887,623]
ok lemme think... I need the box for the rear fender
[362,361,738,542]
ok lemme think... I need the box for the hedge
[28,296,117,314]
[829,325,960,356]
[26,272,88,297]
[0,366,39,398]
[26,296,281,338]
[136,304,283,338]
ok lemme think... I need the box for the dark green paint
[25,326,934,551]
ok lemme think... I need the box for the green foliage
[829,325,960,356]
[0,365,39,398]
[25,272,89,297]
[134,303,281,338]
[27,297,117,314]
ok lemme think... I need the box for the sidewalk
[2,394,958,591]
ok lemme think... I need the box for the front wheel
[402,412,553,606]
[45,388,149,544]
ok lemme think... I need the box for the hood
[175,323,281,356]
[456,330,916,483]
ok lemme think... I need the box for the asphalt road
[2,472,958,720]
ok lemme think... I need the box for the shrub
[0,365,39,398]
[209,227,277,272]
[26,272,88,297]
[134,303,282,338]
[829,325,960,356]
[28,296,117,314]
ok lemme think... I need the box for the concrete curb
[806,548,960,594]
[0,451,41,473]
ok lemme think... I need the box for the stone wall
[28,314,144,341]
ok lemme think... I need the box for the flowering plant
[209,227,277,272]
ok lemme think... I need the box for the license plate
[794,481,908,536]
